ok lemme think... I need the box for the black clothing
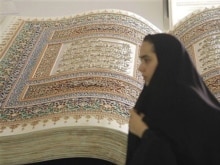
[126,33,220,165]
[26,158,115,165]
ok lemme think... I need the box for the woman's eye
[144,58,150,63]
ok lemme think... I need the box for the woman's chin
[145,81,149,86]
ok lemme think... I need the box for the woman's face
[138,41,158,86]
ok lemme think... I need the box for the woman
[126,33,220,165]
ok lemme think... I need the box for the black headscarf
[129,33,220,165]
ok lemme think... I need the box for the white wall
[1,0,167,31]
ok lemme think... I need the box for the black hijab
[134,33,220,164]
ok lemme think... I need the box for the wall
[1,0,166,31]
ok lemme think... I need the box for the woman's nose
[138,63,144,73]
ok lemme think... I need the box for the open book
[0,7,219,165]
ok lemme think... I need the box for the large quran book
[0,9,160,165]
[0,7,219,165]
[169,6,220,102]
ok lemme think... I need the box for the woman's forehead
[140,41,155,53]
